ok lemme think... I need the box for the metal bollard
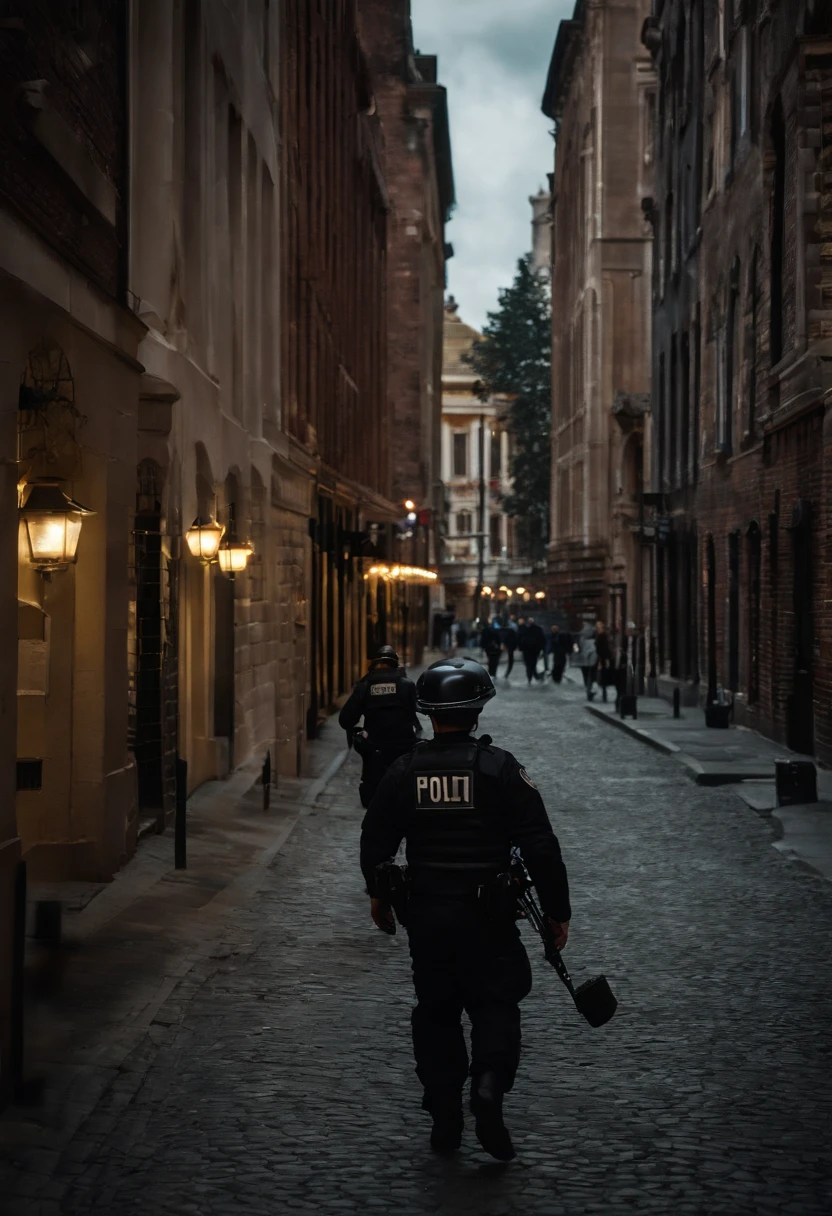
[673,687,681,719]
[262,750,271,811]
[175,756,187,870]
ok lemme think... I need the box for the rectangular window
[452,432,468,478]
[490,428,501,480]
[716,324,727,450]
[456,511,472,536]
[573,462,584,538]
[681,332,691,486]
[670,336,678,488]
[657,352,666,488]
[558,467,570,538]
[489,514,502,559]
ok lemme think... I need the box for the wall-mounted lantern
[217,528,253,576]
[185,515,224,563]
[19,480,95,574]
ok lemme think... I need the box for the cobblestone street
[4,674,832,1215]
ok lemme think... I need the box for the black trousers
[522,651,542,682]
[581,664,597,697]
[359,740,414,808]
[505,646,516,676]
[550,652,566,683]
[406,895,532,1107]
[486,651,501,677]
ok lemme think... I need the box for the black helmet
[416,657,496,714]
[370,645,399,666]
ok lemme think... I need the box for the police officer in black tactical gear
[360,656,571,1161]
[339,645,423,808]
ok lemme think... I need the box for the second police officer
[339,645,423,808]
[360,656,571,1160]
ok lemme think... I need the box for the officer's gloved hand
[371,898,396,935]
[549,919,569,951]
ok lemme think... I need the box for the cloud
[412,0,573,329]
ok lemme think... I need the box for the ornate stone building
[646,0,832,758]
[542,0,654,653]
[438,302,533,621]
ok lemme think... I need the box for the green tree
[466,254,551,562]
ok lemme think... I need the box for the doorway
[787,500,814,754]
[705,535,717,702]
[132,460,178,827]
[728,530,740,693]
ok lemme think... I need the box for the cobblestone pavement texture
[4,672,832,1214]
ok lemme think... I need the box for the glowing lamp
[481,586,492,596]
[185,516,225,562]
[404,499,415,511]
[20,481,94,573]
[515,587,526,596]
[535,591,546,600]
[217,529,253,575]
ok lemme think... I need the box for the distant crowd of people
[435,611,638,709]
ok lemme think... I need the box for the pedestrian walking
[338,646,423,807]
[360,656,571,1160]
[574,621,598,700]
[547,624,571,684]
[519,616,546,684]
[595,620,613,703]
[481,619,503,678]
[502,615,519,679]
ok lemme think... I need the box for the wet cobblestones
[5,677,832,1213]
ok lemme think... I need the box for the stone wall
[543,0,654,639]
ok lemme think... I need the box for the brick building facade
[542,0,654,654]
[646,0,832,760]
[356,0,454,663]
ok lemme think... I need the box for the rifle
[506,851,617,1028]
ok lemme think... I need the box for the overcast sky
[412,0,573,332]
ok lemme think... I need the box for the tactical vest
[362,669,415,742]
[404,738,512,880]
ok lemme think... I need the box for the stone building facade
[542,0,654,657]
[530,187,553,281]
[646,0,832,760]
[0,0,143,1099]
[0,0,451,1102]
[438,302,533,621]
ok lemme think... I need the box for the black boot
[470,1071,515,1161]
[424,1092,463,1155]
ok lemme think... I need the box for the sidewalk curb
[301,747,350,812]
[585,703,681,756]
